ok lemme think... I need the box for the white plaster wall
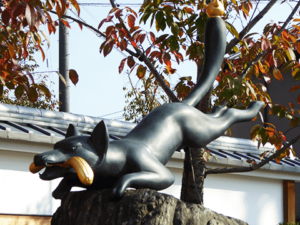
[0,150,61,215]
[0,149,284,225]
[162,168,283,225]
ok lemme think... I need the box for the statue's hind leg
[218,101,265,125]
[210,105,227,117]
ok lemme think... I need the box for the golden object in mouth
[29,157,94,186]
[29,162,45,173]
[63,157,94,186]
[203,0,225,18]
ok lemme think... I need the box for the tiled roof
[0,103,299,174]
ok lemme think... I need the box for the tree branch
[225,0,277,54]
[240,0,300,79]
[108,1,179,102]
[276,0,300,36]
[205,133,300,175]
[50,10,138,57]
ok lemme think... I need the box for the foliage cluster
[0,0,79,106]
[97,0,300,162]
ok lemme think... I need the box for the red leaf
[69,69,79,86]
[128,15,135,29]
[2,10,10,25]
[289,85,300,92]
[69,0,80,16]
[60,18,71,28]
[131,40,137,49]
[12,4,25,18]
[150,32,155,43]
[106,26,115,38]
[119,58,126,74]
[107,14,114,22]
[37,46,45,61]
[25,4,36,29]
[115,9,122,18]
[139,34,146,44]
[98,18,107,30]
[126,7,137,17]
[77,22,82,30]
[261,38,268,51]
[127,56,135,68]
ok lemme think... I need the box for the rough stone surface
[51,189,248,225]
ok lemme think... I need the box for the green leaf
[225,21,239,39]
[155,11,165,31]
[250,124,262,141]
[171,22,179,36]
[28,87,38,102]
[38,84,51,98]
[168,36,179,52]
[272,105,281,115]
[15,85,24,99]
[6,82,15,89]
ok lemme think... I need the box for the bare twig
[226,0,277,54]
[205,133,300,175]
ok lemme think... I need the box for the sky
[33,0,299,121]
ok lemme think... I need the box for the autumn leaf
[128,15,135,29]
[28,87,38,102]
[38,84,51,98]
[273,67,283,81]
[69,0,80,16]
[15,85,24,99]
[2,10,10,25]
[127,56,135,68]
[289,85,300,92]
[119,58,127,74]
[69,69,79,86]
[57,72,67,87]
[225,21,239,39]
[136,65,146,79]
[60,18,71,28]
[25,4,36,29]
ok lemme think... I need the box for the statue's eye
[72,146,77,150]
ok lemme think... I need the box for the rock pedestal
[52,189,248,225]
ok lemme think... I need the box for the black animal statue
[30,13,264,199]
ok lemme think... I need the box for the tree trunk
[180,60,212,205]
[180,147,206,205]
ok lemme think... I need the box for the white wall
[0,148,284,225]
[0,150,61,215]
[162,168,283,225]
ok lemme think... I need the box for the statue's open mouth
[29,156,94,186]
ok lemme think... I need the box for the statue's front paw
[52,183,72,200]
[110,185,125,201]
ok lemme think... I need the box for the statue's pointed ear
[91,121,109,156]
[66,124,81,138]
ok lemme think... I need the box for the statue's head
[203,0,225,18]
